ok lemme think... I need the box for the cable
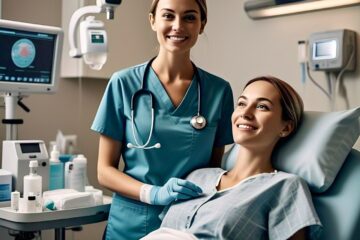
[325,71,332,96]
[306,62,332,100]
[333,47,355,110]
[329,72,337,111]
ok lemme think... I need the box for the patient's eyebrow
[238,95,274,105]
[256,97,273,105]
[238,96,247,101]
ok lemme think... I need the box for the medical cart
[0,196,111,240]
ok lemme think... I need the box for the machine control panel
[2,140,49,194]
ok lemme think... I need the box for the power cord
[333,47,355,110]
[306,62,332,100]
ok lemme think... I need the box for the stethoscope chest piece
[190,115,207,130]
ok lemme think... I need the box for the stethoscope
[127,57,207,150]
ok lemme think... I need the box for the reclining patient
[142,76,323,240]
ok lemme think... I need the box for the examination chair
[222,108,360,240]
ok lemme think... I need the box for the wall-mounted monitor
[309,29,356,71]
[312,39,337,60]
[0,20,63,95]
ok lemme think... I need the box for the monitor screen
[20,143,41,154]
[0,20,63,94]
[313,39,337,60]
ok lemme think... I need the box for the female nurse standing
[91,0,234,239]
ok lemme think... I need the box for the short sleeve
[213,83,234,147]
[269,177,323,240]
[91,72,125,142]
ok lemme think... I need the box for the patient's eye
[237,101,246,107]
[257,104,269,110]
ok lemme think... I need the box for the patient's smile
[237,124,257,130]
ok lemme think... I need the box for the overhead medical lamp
[68,0,122,70]
[244,0,360,20]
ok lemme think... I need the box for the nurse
[91,0,234,239]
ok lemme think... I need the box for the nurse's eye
[183,14,197,22]
[162,13,175,20]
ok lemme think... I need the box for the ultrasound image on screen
[0,27,56,85]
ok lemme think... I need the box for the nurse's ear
[199,22,205,34]
[149,13,157,31]
[199,27,204,34]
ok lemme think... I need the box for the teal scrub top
[91,61,234,186]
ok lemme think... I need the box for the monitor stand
[1,93,30,140]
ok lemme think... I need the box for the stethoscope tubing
[128,57,205,149]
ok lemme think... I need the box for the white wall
[193,2,360,111]
[191,1,360,148]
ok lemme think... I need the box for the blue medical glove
[150,178,203,205]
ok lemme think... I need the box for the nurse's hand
[150,178,203,205]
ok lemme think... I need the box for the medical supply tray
[0,196,112,232]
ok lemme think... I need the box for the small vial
[11,191,20,211]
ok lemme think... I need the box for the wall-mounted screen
[309,29,356,71]
[0,20,63,95]
[313,40,337,60]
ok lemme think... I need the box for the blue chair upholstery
[312,149,360,240]
[222,147,360,240]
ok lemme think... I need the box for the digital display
[0,27,56,85]
[104,0,122,4]
[91,33,104,44]
[20,143,41,153]
[313,40,337,60]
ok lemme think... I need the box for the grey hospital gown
[161,168,322,240]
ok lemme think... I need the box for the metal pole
[54,228,66,240]
[4,93,18,140]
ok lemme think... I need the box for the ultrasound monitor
[0,20,63,95]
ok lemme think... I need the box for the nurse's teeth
[169,36,186,41]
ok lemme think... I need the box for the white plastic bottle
[23,160,42,211]
[11,191,20,211]
[65,154,87,192]
[49,145,64,190]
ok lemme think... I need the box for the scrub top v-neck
[91,61,234,186]
[148,66,197,116]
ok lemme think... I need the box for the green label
[91,34,104,44]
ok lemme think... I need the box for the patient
[142,76,323,240]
